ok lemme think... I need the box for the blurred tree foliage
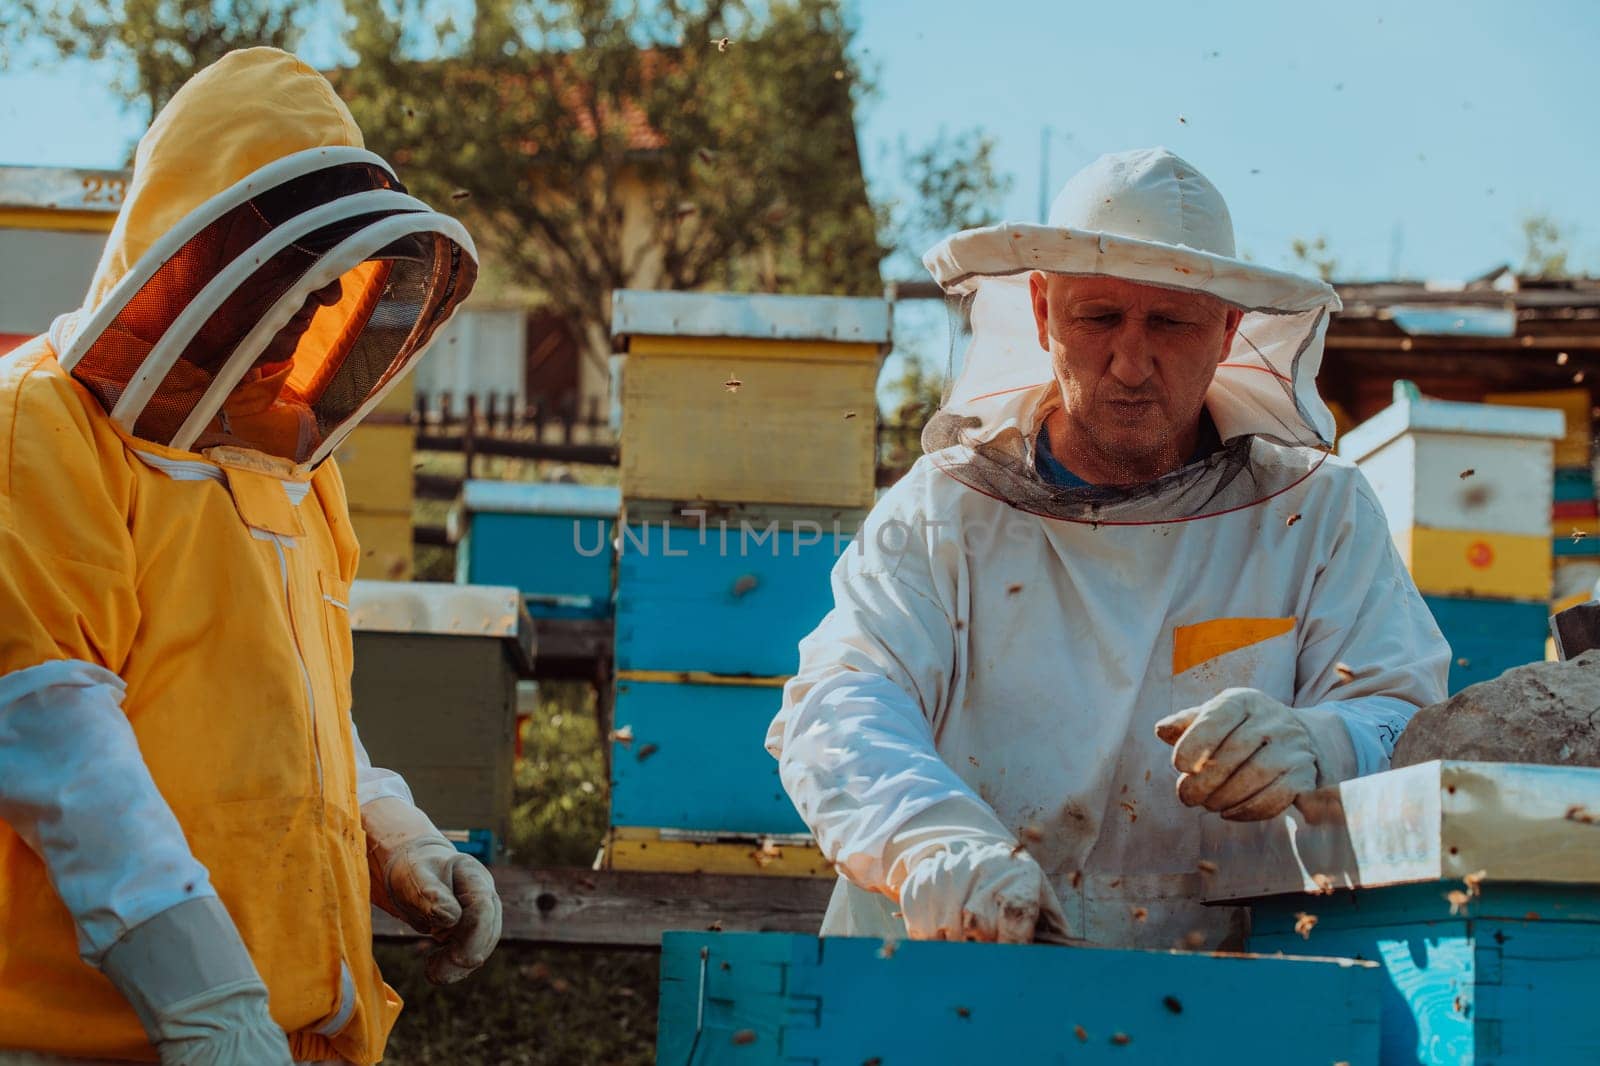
[5,0,887,370]
[1521,213,1574,279]
[4,0,302,123]
[339,0,885,370]
[1289,234,1339,282]
[879,126,1009,274]
[873,128,1007,437]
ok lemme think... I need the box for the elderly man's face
[1029,273,1242,484]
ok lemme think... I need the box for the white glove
[899,841,1069,943]
[364,797,503,984]
[885,800,1071,943]
[1155,687,1355,821]
[99,897,292,1066]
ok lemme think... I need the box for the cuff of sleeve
[100,897,266,1042]
[1300,706,1362,786]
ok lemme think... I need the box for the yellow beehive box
[1485,387,1592,469]
[376,373,415,417]
[351,508,413,582]
[1394,526,1553,601]
[611,290,891,509]
[601,826,834,879]
[333,422,414,515]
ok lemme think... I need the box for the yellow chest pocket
[1171,617,1298,711]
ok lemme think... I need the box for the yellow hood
[79,47,364,324]
[52,47,475,465]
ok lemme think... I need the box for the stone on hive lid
[1392,650,1600,767]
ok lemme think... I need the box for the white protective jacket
[765,147,1452,949]
[767,434,1450,947]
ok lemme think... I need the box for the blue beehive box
[615,504,858,677]
[609,676,804,836]
[1554,466,1596,503]
[453,480,620,619]
[1423,595,1550,692]
[658,932,1381,1065]
[1203,760,1600,1065]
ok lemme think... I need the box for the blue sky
[2,0,1596,282]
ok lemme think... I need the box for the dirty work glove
[884,799,1071,943]
[363,797,503,984]
[899,840,1070,943]
[1155,687,1355,821]
[99,896,292,1066]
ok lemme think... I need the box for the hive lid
[0,165,127,214]
[1338,381,1566,463]
[350,580,534,673]
[461,479,621,518]
[610,289,892,347]
[1199,760,1600,901]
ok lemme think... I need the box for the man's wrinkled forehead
[1036,272,1234,318]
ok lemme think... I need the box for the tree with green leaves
[1289,234,1339,282]
[875,127,1010,439]
[338,0,884,371]
[5,0,303,124]
[879,126,1010,275]
[6,0,887,374]
[1521,213,1574,279]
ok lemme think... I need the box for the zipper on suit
[260,530,324,790]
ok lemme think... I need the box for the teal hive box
[609,676,803,836]
[453,480,621,619]
[614,502,860,677]
[657,932,1381,1064]
[1554,467,1596,503]
[1203,761,1600,1064]
[1422,596,1550,693]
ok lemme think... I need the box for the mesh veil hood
[50,47,477,466]
[919,148,1342,524]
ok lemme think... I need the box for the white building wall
[414,307,526,409]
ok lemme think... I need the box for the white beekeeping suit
[767,148,1450,949]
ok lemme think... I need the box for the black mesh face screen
[71,197,278,424]
[307,242,435,439]
[250,162,403,231]
[69,162,405,428]
[67,159,472,464]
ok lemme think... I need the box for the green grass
[376,681,658,1064]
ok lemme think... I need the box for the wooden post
[464,393,478,481]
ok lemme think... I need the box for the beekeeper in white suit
[767,147,1451,949]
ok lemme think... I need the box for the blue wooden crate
[1252,882,1600,1065]
[658,932,1382,1065]
[1554,466,1596,503]
[1422,595,1548,692]
[455,481,619,619]
[610,677,805,835]
[615,518,851,676]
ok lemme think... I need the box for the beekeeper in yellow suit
[0,49,501,1065]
